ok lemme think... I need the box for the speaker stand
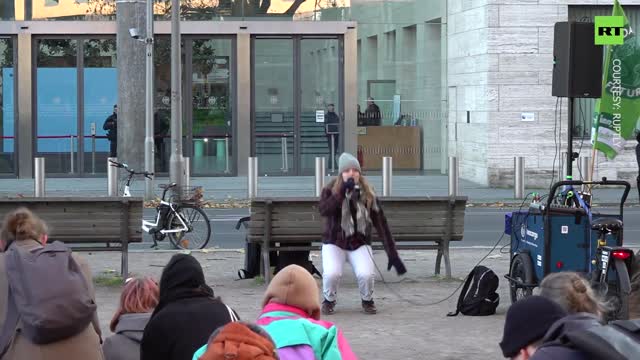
[567,96,575,180]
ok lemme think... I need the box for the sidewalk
[0,174,637,206]
[90,247,513,360]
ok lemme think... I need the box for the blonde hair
[1,207,48,248]
[331,175,376,209]
[539,272,608,320]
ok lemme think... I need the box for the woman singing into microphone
[318,153,407,315]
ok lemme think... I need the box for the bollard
[248,157,258,198]
[514,157,525,199]
[34,157,45,197]
[382,156,392,196]
[315,157,326,196]
[224,136,230,174]
[448,156,458,197]
[108,157,118,196]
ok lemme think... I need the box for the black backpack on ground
[235,217,321,279]
[447,265,500,316]
[559,319,640,359]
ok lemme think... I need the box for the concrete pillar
[17,33,32,178]
[236,32,251,175]
[116,0,146,173]
[344,27,358,157]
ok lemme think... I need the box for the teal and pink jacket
[256,303,357,360]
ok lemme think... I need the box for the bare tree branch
[285,0,306,15]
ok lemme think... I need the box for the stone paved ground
[90,247,518,360]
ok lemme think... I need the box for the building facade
[0,0,638,188]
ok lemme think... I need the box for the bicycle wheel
[509,253,535,304]
[167,204,211,250]
[606,258,631,320]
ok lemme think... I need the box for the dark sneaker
[362,300,377,314]
[322,300,336,315]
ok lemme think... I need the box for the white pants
[322,244,376,302]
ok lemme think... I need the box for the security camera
[129,28,140,40]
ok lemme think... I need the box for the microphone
[353,184,360,200]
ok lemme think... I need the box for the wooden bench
[0,197,143,277]
[246,196,467,283]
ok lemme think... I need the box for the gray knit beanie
[338,153,361,174]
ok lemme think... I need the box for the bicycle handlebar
[108,159,154,178]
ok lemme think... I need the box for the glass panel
[36,39,78,174]
[254,38,294,175]
[300,38,340,173]
[154,36,172,173]
[30,0,116,20]
[0,39,15,174]
[0,1,15,20]
[154,36,187,173]
[83,38,116,174]
[357,7,446,173]
[190,38,233,175]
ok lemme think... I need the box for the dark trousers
[327,134,340,156]
[109,140,117,158]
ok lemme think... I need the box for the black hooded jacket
[530,313,597,360]
[140,254,238,360]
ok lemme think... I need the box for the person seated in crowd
[193,322,278,360]
[0,208,103,360]
[141,254,239,360]
[103,276,159,360]
[528,272,612,360]
[499,296,576,360]
[538,271,608,321]
[256,264,357,360]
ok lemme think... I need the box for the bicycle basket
[171,186,204,205]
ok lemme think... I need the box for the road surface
[131,207,640,250]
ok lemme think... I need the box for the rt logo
[595,16,625,45]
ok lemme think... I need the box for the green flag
[593,0,640,159]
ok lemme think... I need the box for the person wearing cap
[500,296,574,359]
[255,265,357,360]
[318,153,406,315]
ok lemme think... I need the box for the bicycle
[590,218,634,321]
[108,159,212,250]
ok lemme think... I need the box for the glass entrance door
[35,37,117,176]
[252,37,295,175]
[252,36,343,175]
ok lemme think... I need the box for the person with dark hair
[103,104,118,157]
[318,153,406,315]
[0,208,103,360]
[325,104,340,163]
[103,276,159,360]
[140,254,239,360]
[364,97,381,126]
